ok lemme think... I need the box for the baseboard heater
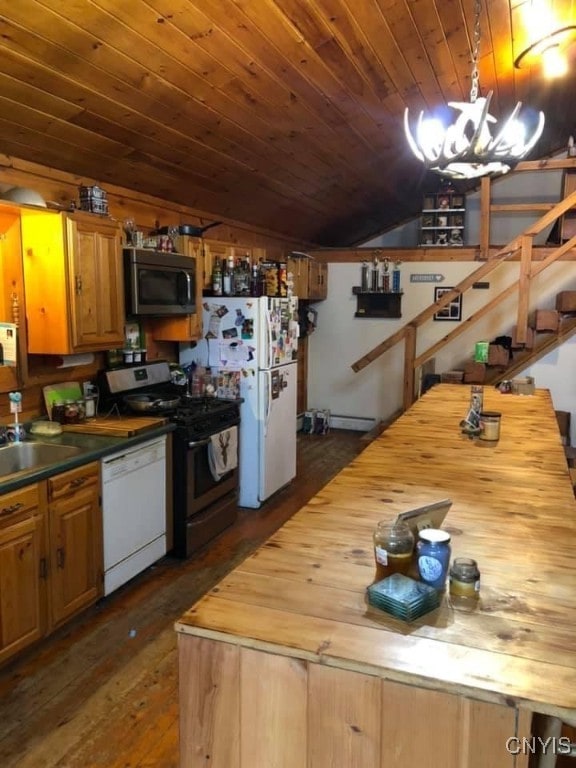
[296,413,376,432]
[329,415,376,431]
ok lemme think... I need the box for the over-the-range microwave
[124,248,196,316]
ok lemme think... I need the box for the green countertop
[0,423,176,494]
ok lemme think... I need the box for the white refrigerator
[180,296,299,508]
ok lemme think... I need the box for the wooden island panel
[177,385,576,766]
[178,635,531,767]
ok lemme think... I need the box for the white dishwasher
[101,435,167,596]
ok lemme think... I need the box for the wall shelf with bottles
[419,189,466,247]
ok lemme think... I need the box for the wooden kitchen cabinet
[0,462,103,666]
[287,257,328,300]
[0,483,48,666]
[149,237,204,342]
[47,462,102,628]
[21,209,125,354]
[308,259,327,299]
[0,203,29,392]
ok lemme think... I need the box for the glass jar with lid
[416,529,451,590]
[373,520,415,581]
[449,557,480,606]
[63,400,80,424]
[51,401,66,424]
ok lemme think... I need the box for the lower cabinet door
[0,512,47,665]
[49,486,101,627]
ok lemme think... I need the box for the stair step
[534,309,560,332]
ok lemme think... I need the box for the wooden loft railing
[351,183,576,412]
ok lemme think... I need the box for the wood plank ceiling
[0,0,573,246]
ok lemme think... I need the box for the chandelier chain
[470,0,481,103]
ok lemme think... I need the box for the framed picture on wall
[433,287,462,321]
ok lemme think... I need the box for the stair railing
[351,188,576,412]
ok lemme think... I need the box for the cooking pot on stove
[123,393,181,413]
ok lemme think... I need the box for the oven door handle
[188,437,211,448]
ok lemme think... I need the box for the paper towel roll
[56,353,95,368]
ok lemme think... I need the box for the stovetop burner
[173,396,239,424]
[172,396,241,441]
[97,361,241,440]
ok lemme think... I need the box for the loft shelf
[420,190,466,247]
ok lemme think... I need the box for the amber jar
[373,521,414,581]
[449,558,480,602]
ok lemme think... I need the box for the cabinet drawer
[48,463,99,502]
[0,485,39,522]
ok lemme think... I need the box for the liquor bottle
[223,255,235,296]
[238,255,251,296]
[250,263,261,297]
[212,257,223,296]
[234,257,249,296]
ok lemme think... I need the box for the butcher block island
[175,385,576,768]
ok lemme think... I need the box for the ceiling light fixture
[514,25,576,79]
[404,0,545,180]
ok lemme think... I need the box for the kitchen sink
[0,441,84,477]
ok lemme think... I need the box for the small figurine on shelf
[449,229,463,245]
[392,261,401,293]
[438,196,450,210]
[436,231,449,246]
[382,257,390,293]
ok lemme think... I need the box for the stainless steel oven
[172,402,241,558]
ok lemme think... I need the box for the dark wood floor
[0,430,365,768]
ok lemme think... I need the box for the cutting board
[61,416,168,437]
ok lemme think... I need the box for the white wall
[307,165,576,428]
[521,338,576,445]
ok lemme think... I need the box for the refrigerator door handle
[265,371,272,435]
[264,302,272,370]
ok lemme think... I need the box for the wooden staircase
[351,182,576,413]
[442,309,576,388]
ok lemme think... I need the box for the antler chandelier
[404,0,545,180]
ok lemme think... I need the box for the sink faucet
[8,392,24,443]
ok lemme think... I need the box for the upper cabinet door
[308,261,327,300]
[22,210,125,354]
[66,216,125,350]
[0,204,27,392]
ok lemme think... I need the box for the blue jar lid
[418,528,450,543]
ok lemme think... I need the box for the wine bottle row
[209,256,290,298]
